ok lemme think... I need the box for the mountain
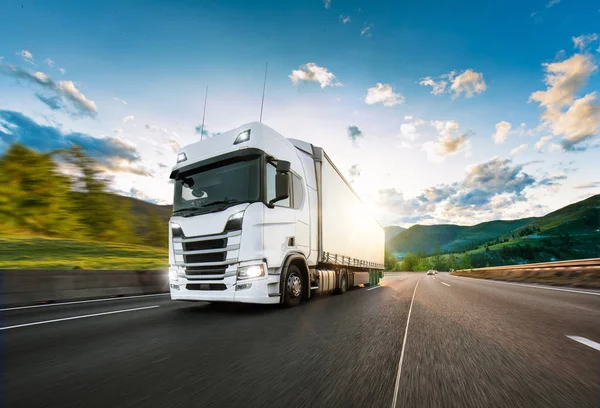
[387,194,600,265]
[387,218,535,257]
[384,226,406,242]
[109,194,172,239]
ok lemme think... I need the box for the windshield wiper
[202,199,242,207]
[173,207,203,214]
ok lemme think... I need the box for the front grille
[184,252,226,264]
[185,267,227,276]
[183,239,227,251]
[186,283,227,291]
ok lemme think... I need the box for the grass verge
[0,235,168,270]
[453,268,600,289]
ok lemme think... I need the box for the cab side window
[292,174,303,209]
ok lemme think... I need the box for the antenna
[259,62,268,123]
[200,86,208,141]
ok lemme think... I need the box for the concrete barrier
[0,269,169,307]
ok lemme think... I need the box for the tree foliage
[0,144,167,248]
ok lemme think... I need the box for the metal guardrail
[456,258,600,273]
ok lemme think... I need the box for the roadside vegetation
[0,144,170,269]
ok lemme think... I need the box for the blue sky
[1,0,599,226]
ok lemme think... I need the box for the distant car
[427,270,435,275]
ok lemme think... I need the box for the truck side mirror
[269,160,291,207]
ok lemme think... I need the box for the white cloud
[530,53,599,150]
[364,83,404,107]
[0,62,97,116]
[546,0,561,8]
[289,63,341,88]
[572,33,599,51]
[398,117,426,141]
[450,69,487,98]
[113,96,128,105]
[549,143,562,152]
[123,115,135,123]
[361,24,372,37]
[510,144,528,155]
[59,81,98,113]
[492,121,512,144]
[422,120,471,161]
[44,58,55,67]
[146,124,168,134]
[323,0,331,9]
[58,68,66,74]
[399,124,419,141]
[340,15,351,24]
[420,69,486,98]
[535,135,553,151]
[419,77,448,95]
[114,128,124,137]
[17,49,34,64]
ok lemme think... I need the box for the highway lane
[2,273,599,408]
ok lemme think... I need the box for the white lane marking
[567,336,600,351]
[391,277,421,408]
[441,282,451,287]
[0,293,169,312]
[0,305,160,331]
[367,285,382,291]
[454,276,600,296]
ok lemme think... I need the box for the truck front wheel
[335,272,348,295]
[284,265,303,307]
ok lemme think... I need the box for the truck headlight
[169,268,178,281]
[237,264,264,279]
[224,211,244,232]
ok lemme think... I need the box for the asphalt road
[2,273,599,408]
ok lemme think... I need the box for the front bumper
[169,264,281,304]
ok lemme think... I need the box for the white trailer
[168,122,384,307]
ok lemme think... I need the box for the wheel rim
[341,276,347,291]
[287,274,301,298]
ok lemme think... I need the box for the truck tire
[335,272,348,295]
[284,265,303,307]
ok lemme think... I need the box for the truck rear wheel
[284,265,303,307]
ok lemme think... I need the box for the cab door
[263,162,296,268]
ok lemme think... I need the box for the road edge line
[0,305,160,331]
[391,277,421,408]
[0,293,170,312]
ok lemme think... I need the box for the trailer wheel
[336,272,348,295]
[284,265,303,307]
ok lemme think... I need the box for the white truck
[168,122,384,306]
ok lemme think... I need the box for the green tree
[400,252,420,271]
[384,247,397,271]
[414,257,432,272]
[0,144,77,236]
[431,248,445,270]
[459,253,472,269]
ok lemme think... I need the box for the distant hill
[387,218,535,257]
[384,226,406,242]
[109,194,172,241]
[387,194,600,266]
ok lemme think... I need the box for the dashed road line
[567,336,600,351]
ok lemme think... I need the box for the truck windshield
[173,157,260,215]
